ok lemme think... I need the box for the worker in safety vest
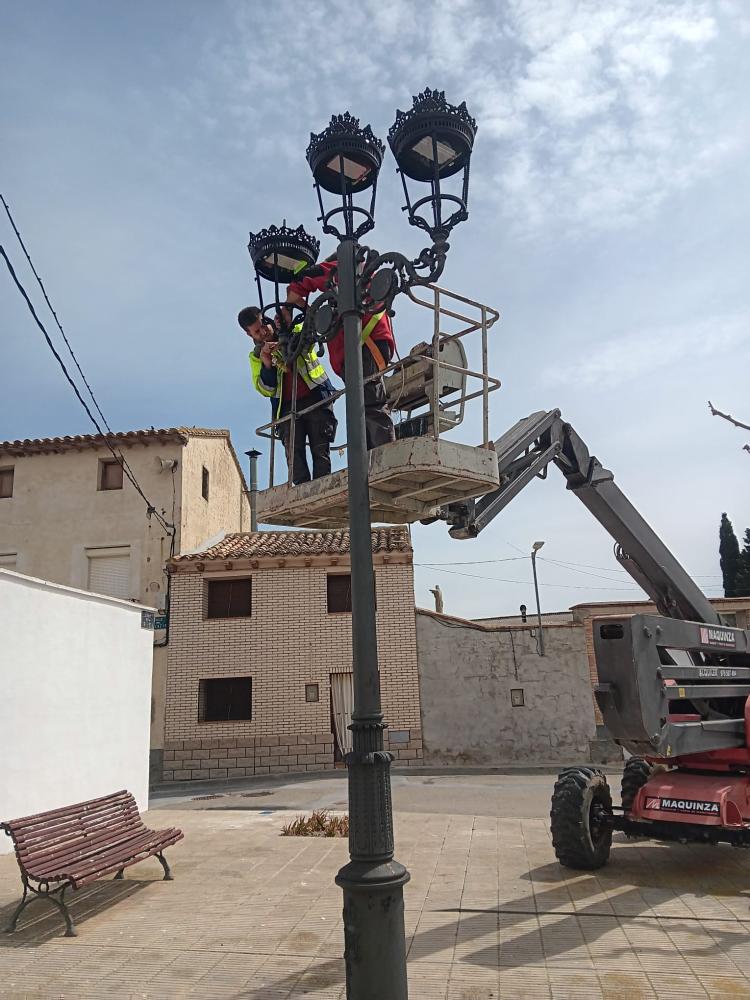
[285,260,396,450]
[238,306,337,485]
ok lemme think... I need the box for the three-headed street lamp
[249,89,476,1000]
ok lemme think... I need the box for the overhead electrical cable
[416,553,720,582]
[0,195,162,527]
[414,563,644,592]
[0,243,173,535]
[411,556,528,566]
[1,193,113,434]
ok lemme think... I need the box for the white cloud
[167,0,744,235]
[543,312,750,389]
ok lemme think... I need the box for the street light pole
[249,90,477,1000]
[334,236,410,999]
[531,540,545,656]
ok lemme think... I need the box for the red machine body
[622,698,750,843]
[630,771,750,828]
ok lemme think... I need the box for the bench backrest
[1,790,143,873]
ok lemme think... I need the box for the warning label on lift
[645,796,720,815]
[699,626,737,649]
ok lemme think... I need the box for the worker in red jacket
[286,259,396,449]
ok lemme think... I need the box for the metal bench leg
[114,868,125,880]
[48,885,77,938]
[156,852,173,881]
[5,877,29,933]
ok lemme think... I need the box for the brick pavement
[2,805,750,998]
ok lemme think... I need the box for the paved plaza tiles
[2,777,750,998]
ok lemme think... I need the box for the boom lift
[254,283,750,870]
[429,408,750,869]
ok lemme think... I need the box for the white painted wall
[0,570,153,854]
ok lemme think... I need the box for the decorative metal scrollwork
[276,238,449,366]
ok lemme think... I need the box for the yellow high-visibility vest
[361,310,386,344]
[248,325,329,416]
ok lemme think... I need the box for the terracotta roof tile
[171,528,412,563]
[0,427,230,457]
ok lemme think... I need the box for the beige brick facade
[163,529,422,781]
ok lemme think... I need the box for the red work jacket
[288,260,395,376]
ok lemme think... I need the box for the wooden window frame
[198,676,252,722]
[205,577,252,619]
[0,467,15,499]
[98,458,123,491]
[327,572,376,614]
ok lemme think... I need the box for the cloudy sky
[2,0,748,618]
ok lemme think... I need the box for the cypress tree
[735,527,750,597]
[719,513,742,597]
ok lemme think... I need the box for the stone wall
[415,609,597,766]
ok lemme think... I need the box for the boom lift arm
[439,409,720,627]
[432,409,750,758]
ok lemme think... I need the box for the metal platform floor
[256,437,499,528]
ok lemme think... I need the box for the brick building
[162,527,422,782]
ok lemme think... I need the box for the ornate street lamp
[247,222,320,354]
[306,111,385,240]
[388,87,477,243]
[261,89,476,1000]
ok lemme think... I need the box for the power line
[542,554,720,581]
[0,243,173,535]
[415,552,720,582]
[413,556,528,566]
[1,194,112,434]
[1,195,174,536]
[414,563,644,592]
[0,194,161,524]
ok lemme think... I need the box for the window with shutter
[87,546,131,599]
[0,467,14,498]
[98,459,123,491]
[206,578,252,618]
[327,574,353,613]
[0,553,17,569]
[198,677,252,721]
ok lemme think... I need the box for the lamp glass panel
[326,155,371,182]
[262,252,306,272]
[411,135,459,167]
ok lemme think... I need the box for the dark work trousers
[342,340,396,450]
[278,398,336,485]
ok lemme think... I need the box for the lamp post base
[336,859,410,1000]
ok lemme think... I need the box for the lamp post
[252,89,476,1000]
[531,541,545,656]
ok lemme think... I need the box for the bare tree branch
[708,400,750,432]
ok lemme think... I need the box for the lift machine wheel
[550,766,613,870]
[621,756,664,814]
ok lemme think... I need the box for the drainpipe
[245,449,261,532]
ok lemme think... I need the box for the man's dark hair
[238,306,261,330]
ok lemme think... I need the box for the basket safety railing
[254,282,501,487]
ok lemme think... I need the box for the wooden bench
[2,790,183,937]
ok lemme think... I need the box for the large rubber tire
[550,766,613,870]
[620,757,666,814]
[620,757,652,813]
